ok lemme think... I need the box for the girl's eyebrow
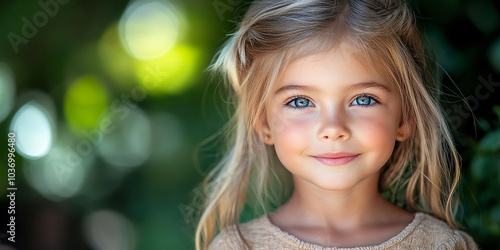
[274,84,319,95]
[275,81,391,95]
[347,81,392,93]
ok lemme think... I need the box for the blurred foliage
[460,105,500,248]
[0,0,497,249]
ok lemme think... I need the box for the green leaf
[477,117,491,132]
[479,130,500,151]
[492,206,500,222]
[493,105,500,121]
[471,155,488,181]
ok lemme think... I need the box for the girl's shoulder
[407,212,477,249]
[208,213,478,249]
[207,215,271,250]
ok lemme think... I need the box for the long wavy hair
[195,0,461,249]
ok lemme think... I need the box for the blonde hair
[195,0,461,249]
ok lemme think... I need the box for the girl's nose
[317,108,351,142]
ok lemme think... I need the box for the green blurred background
[0,0,498,249]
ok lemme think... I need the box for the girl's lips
[312,153,360,166]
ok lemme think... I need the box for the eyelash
[284,94,380,110]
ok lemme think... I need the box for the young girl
[196,0,478,249]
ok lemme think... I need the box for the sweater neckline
[261,212,425,249]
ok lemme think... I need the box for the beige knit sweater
[208,212,477,249]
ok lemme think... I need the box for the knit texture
[208,212,477,250]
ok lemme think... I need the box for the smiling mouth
[312,153,360,166]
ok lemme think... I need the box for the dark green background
[0,0,499,249]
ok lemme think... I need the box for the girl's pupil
[357,96,370,105]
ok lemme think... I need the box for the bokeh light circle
[10,101,54,159]
[24,146,91,201]
[98,23,136,88]
[119,0,181,60]
[84,210,136,250]
[97,106,151,168]
[134,44,201,95]
[64,75,109,132]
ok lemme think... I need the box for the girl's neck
[268,177,414,247]
[270,176,411,232]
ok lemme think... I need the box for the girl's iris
[352,96,376,106]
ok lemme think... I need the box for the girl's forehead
[274,39,395,92]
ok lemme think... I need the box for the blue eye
[351,95,377,106]
[287,97,313,108]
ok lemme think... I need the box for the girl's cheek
[353,115,398,143]
[271,114,315,143]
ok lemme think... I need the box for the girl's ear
[396,118,413,142]
[255,113,274,145]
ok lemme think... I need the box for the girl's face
[260,42,410,192]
